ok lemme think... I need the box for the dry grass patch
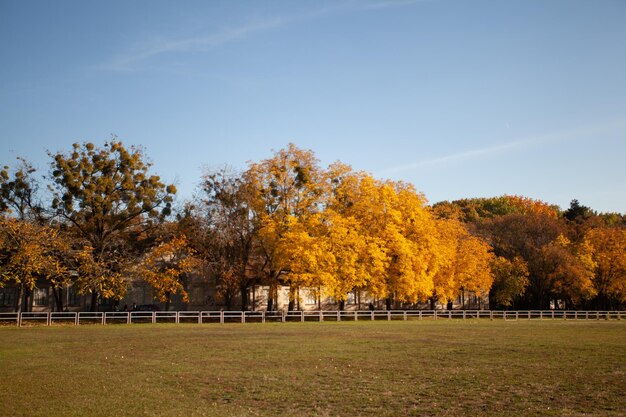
[0,320,624,416]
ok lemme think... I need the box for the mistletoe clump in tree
[49,140,176,310]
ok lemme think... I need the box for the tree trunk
[52,287,64,312]
[24,288,32,312]
[296,288,300,311]
[240,284,248,311]
[165,291,171,312]
[287,286,296,311]
[267,285,275,311]
[317,286,322,310]
[385,297,392,311]
[15,283,25,314]
[90,290,99,312]
[338,300,345,311]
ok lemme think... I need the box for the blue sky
[1,0,625,212]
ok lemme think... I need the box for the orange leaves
[584,227,626,304]
[502,195,559,218]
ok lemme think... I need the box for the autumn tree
[194,167,257,309]
[0,158,44,222]
[1,158,81,312]
[433,195,559,225]
[431,219,494,309]
[585,227,626,309]
[489,256,529,309]
[328,171,441,309]
[321,167,383,305]
[49,140,176,310]
[134,234,198,311]
[245,144,324,310]
[478,212,563,309]
[0,217,61,312]
[541,235,596,309]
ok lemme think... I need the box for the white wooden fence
[0,310,623,326]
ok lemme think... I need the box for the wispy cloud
[96,1,429,72]
[364,0,430,11]
[99,18,285,72]
[379,121,626,176]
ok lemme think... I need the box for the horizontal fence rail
[0,310,624,327]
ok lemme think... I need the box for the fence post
[387,311,391,321]
[241,312,245,324]
[220,311,224,324]
[47,312,52,326]
[515,311,519,320]
[262,311,265,324]
[301,311,305,322]
[337,311,341,322]
[354,311,358,321]
[419,310,422,320]
[17,312,22,327]
[127,312,131,325]
[281,311,286,323]
[370,311,374,321]
[463,311,466,320]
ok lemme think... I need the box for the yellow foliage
[432,219,494,303]
[135,235,198,305]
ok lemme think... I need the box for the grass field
[0,320,624,417]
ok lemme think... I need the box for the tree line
[1,141,624,312]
